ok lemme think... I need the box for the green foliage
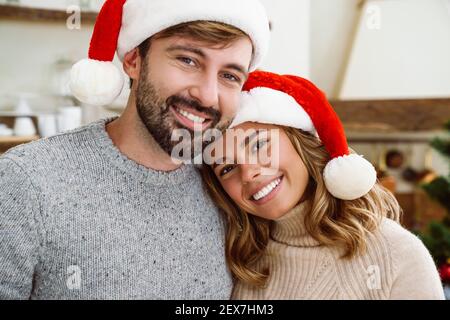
[419,221,450,266]
[421,177,450,212]
[430,138,450,159]
[418,119,450,270]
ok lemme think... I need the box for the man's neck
[105,96,182,172]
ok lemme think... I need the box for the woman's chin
[254,199,300,220]
[253,206,289,221]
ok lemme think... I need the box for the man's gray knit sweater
[0,117,233,299]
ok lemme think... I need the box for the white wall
[259,0,310,77]
[0,20,92,96]
[340,0,450,99]
[309,0,360,98]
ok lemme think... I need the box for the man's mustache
[166,95,222,124]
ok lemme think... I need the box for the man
[0,0,270,299]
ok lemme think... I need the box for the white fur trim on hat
[117,0,270,71]
[230,87,317,135]
[69,59,124,106]
[323,154,377,200]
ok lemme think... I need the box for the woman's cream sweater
[232,201,445,300]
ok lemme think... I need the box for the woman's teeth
[252,177,282,201]
[176,107,206,124]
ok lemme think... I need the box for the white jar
[14,117,36,136]
[57,106,82,132]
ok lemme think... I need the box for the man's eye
[222,73,240,83]
[220,165,236,176]
[178,57,196,66]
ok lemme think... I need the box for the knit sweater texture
[0,117,233,299]
[232,201,445,300]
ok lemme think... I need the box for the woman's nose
[240,164,261,183]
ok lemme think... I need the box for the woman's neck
[270,200,321,247]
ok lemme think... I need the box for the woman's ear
[123,48,141,85]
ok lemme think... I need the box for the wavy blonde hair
[201,126,402,287]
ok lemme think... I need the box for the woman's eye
[251,139,268,153]
[220,165,236,176]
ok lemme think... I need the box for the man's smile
[170,104,214,131]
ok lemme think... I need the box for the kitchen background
[0,0,450,294]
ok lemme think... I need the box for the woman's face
[210,122,310,220]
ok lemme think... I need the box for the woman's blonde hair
[201,126,402,287]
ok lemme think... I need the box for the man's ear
[123,48,141,83]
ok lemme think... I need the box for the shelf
[0,135,39,154]
[0,4,97,23]
[0,111,55,117]
[0,135,38,144]
[331,97,450,132]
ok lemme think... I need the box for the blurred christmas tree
[418,120,450,285]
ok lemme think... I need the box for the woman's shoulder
[363,217,438,282]
[370,217,432,264]
[370,218,444,299]
[374,218,428,255]
[376,218,421,246]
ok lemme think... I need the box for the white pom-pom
[323,154,377,200]
[70,59,124,106]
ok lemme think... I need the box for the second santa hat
[230,71,377,201]
[70,0,270,107]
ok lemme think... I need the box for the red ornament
[438,263,450,282]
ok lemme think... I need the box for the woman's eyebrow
[241,130,262,149]
[212,130,267,168]
[212,157,232,169]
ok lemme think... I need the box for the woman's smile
[248,175,284,205]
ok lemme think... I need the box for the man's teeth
[252,177,282,201]
[176,107,206,124]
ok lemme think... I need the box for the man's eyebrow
[225,63,249,79]
[166,45,206,58]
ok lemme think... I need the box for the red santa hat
[70,0,270,107]
[230,71,377,200]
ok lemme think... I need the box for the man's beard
[135,66,230,161]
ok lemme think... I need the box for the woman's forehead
[209,122,279,160]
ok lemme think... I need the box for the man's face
[135,36,253,160]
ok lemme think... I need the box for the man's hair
[129,21,252,88]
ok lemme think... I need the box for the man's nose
[188,73,219,108]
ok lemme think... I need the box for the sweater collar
[92,117,195,186]
[270,200,321,247]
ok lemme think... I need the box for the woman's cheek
[222,177,243,205]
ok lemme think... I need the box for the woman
[201,71,445,299]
